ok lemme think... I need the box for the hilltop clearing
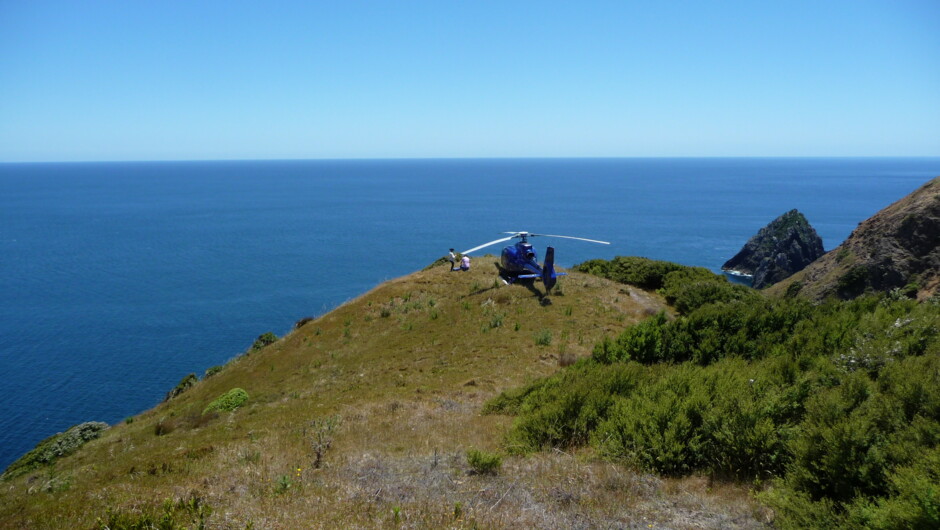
[0,260,766,528]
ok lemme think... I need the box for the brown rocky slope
[770,176,940,301]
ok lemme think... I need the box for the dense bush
[487,257,940,527]
[592,359,802,479]
[203,388,249,414]
[591,292,935,368]
[837,265,869,298]
[163,373,198,401]
[762,354,940,527]
[487,361,645,452]
[2,421,109,480]
[249,332,278,352]
[492,357,815,479]
[575,256,757,315]
[575,256,687,290]
[660,267,760,314]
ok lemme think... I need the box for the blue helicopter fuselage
[500,242,541,274]
[499,241,561,291]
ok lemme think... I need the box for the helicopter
[460,231,610,294]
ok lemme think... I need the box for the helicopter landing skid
[500,273,540,285]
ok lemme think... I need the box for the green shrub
[592,297,817,366]
[274,475,292,494]
[492,292,940,527]
[534,329,552,346]
[785,281,804,298]
[2,421,109,480]
[502,350,879,483]
[489,313,504,329]
[837,266,869,298]
[661,268,759,314]
[488,361,644,452]
[466,449,502,475]
[203,388,249,414]
[592,311,669,364]
[766,354,940,518]
[575,256,686,290]
[576,256,759,315]
[250,332,278,352]
[844,446,940,529]
[164,373,198,401]
[203,365,224,378]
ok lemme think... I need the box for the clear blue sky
[1,1,938,161]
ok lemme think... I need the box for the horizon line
[4,154,940,165]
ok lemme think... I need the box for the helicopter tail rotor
[542,246,557,293]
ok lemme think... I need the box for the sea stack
[723,209,825,289]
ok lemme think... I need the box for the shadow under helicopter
[459,261,554,305]
[516,277,553,305]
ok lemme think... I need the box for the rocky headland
[772,176,940,300]
[722,209,825,289]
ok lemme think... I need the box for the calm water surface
[1,157,938,470]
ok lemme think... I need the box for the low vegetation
[489,257,940,528]
[163,373,198,401]
[202,387,249,414]
[2,422,109,480]
[249,331,278,352]
[92,495,212,530]
[466,448,503,475]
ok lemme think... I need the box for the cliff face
[722,209,825,289]
[771,176,940,301]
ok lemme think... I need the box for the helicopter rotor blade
[461,236,515,255]
[530,233,611,245]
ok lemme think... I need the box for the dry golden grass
[0,261,769,528]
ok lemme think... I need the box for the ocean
[1,157,938,470]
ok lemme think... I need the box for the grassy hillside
[0,260,766,528]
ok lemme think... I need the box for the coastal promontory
[773,176,940,300]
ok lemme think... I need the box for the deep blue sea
[1,157,938,470]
